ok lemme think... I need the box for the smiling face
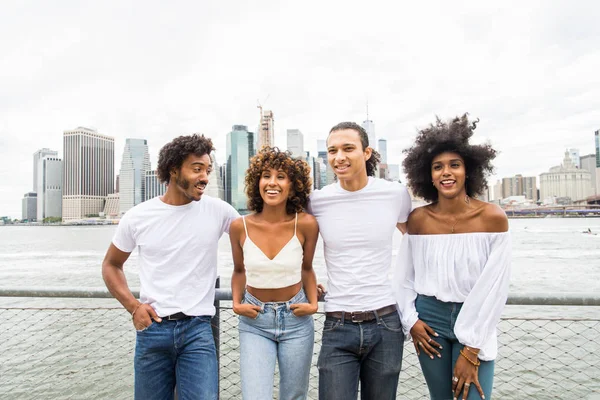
[170,153,212,202]
[327,128,372,183]
[431,151,467,200]
[259,167,292,208]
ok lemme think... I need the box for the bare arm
[291,213,319,316]
[230,218,260,318]
[102,244,160,329]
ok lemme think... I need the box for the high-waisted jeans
[238,288,315,400]
[415,294,495,400]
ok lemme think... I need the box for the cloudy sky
[1,1,599,218]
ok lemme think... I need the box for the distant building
[580,153,598,196]
[493,180,503,202]
[287,129,304,158]
[501,175,537,201]
[144,170,166,201]
[226,125,254,211]
[36,156,63,220]
[595,129,600,168]
[257,109,274,151]
[205,152,225,200]
[62,127,115,220]
[569,148,580,169]
[361,120,376,151]
[22,192,37,221]
[119,139,151,215]
[540,150,591,203]
[378,139,387,164]
[103,193,120,219]
[33,148,58,192]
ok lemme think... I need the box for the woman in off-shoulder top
[395,114,510,400]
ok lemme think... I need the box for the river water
[0,217,599,398]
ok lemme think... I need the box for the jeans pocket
[135,321,154,333]
[379,313,403,333]
[322,318,341,333]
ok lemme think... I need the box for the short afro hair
[245,147,312,214]
[329,122,381,177]
[402,114,497,202]
[156,134,214,184]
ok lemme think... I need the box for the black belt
[163,312,193,321]
[325,305,397,323]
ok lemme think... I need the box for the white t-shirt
[112,196,239,317]
[308,177,412,312]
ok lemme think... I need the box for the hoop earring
[465,182,470,204]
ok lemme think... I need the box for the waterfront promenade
[1,288,599,399]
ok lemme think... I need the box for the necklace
[448,195,471,234]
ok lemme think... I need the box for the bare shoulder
[229,217,245,235]
[481,202,508,232]
[407,205,430,234]
[298,212,319,232]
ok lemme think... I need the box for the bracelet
[460,349,481,366]
[131,303,143,319]
[464,346,480,356]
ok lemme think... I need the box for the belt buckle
[350,311,366,323]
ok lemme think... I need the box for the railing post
[212,276,221,398]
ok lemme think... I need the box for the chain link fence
[0,298,599,399]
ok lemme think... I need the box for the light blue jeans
[134,315,218,400]
[415,294,495,400]
[238,288,315,400]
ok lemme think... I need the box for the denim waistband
[243,288,307,311]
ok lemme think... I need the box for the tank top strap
[294,212,298,235]
[242,216,249,238]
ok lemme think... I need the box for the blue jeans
[134,316,218,400]
[238,289,315,400]
[317,310,404,400]
[415,295,495,400]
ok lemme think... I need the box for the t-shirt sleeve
[112,213,136,253]
[397,185,412,223]
[221,202,240,234]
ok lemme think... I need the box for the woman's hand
[290,302,318,316]
[452,348,485,400]
[409,319,442,359]
[233,303,262,318]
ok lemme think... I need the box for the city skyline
[1,2,600,217]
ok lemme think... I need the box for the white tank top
[243,213,303,289]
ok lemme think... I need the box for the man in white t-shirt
[308,122,411,400]
[102,134,239,400]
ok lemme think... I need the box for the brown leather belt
[325,304,397,323]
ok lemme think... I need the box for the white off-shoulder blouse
[393,232,511,360]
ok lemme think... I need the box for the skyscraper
[144,170,167,201]
[33,148,58,191]
[569,148,580,169]
[205,152,225,200]
[37,156,63,220]
[62,127,115,221]
[581,153,598,196]
[378,138,388,164]
[119,138,151,215]
[226,125,254,211]
[287,129,304,158]
[361,119,376,150]
[22,192,37,221]
[257,109,275,151]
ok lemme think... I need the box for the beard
[175,175,190,190]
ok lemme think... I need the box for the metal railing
[0,288,599,399]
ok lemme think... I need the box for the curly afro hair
[402,114,497,203]
[329,122,381,177]
[245,147,312,214]
[157,134,214,184]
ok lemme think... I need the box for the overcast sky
[1,1,599,218]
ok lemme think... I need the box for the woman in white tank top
[230,147,319,400]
